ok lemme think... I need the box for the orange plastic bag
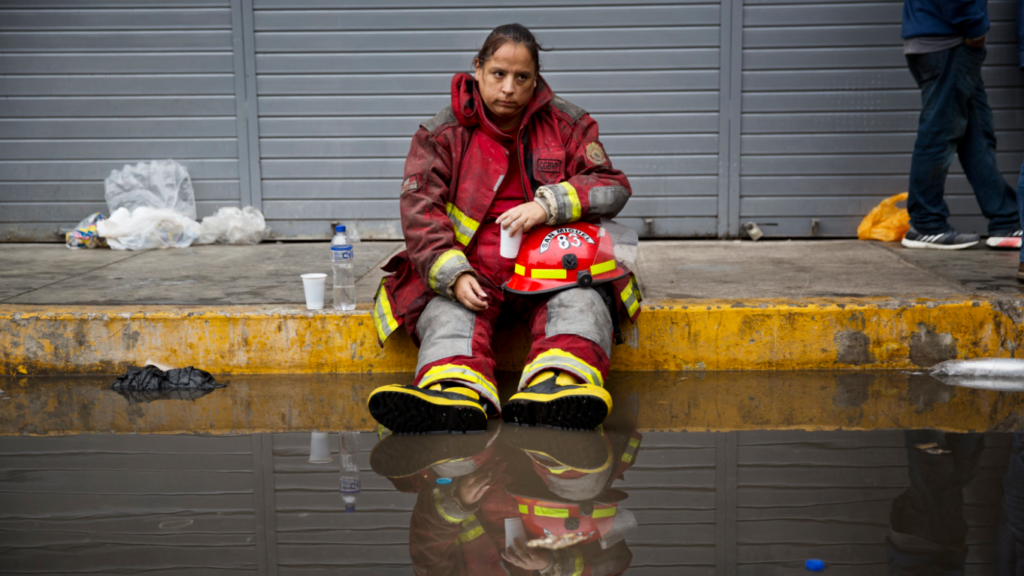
[857,192,910,242]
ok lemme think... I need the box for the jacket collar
[450,72,553,142]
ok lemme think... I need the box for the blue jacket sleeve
[940,0,989,39]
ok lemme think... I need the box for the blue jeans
[1017,161,1024,262]
[906,45,1018,235]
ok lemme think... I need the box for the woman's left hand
[496,201,547,237]
[501,538,553,571]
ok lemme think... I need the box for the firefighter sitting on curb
[368,23,641,434]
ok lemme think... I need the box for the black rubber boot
[502,371,612,430]
[367,382,488,435]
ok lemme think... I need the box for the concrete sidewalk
[2,239,1023,375]
[3,239,1022,305]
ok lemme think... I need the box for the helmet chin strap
[598,285,624,345]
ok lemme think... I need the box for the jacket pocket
[907,50,946,87]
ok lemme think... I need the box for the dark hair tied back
[474,23,544,74]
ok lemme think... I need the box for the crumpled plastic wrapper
[527,533,587,550]
[111,365,224,404]
[65,213,107,249]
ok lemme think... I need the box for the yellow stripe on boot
[502,370,611,430]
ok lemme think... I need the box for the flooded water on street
[1,372,1023,574]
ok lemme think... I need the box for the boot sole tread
[368,390,487,435]
[501,394,608,430]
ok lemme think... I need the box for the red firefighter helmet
[512,494,622,546]
[504,222,629,295]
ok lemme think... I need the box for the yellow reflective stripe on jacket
[620,276,640,316]
[561,182,582,222]
[590,259,616,276]
[622,435,640,463]
[531,268,567,280]
[592,507,617,519]
[521,349,604,388]
[534,505,569,518]
[457,515,485,543]
[420,363,499,401]
[371,278,399,343]
[428,249,465,293]
[570,548,584,576]
[433,488,465,524]
[446,202,479,246]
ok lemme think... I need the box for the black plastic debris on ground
[111,365,225,404]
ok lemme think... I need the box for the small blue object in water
[805,559,825,571]
[436,477,452,485]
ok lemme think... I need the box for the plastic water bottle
[331,225,355,311]
[339,431,361,513]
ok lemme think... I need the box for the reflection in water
[887,432,1024,575]
[997,434,1024,574]
[887,431,985,573]
[370,420,639,575]
[4,393,1024,573]
[112,386,221,404]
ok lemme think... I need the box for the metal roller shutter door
[253,0,724,240]
[0,1,249,242]
[739,0,1024,238]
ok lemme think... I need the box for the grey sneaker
[901,226,979,250]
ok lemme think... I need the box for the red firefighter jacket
[372,73,636,346]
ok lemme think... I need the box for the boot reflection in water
[369,420,640,575]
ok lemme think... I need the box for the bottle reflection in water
[339,431,361,513]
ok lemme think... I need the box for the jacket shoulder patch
[584,142,608,166]
[421,105,457,133]
[401,174,422,194]
[550,96,587,122]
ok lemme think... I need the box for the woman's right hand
[454,273,489,311]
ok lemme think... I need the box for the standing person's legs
[906,47,970,234]
[1019,161,1024,274]
[503,287,613,429]
[954,45,1019,235]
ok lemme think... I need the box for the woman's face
[474,42,537,126]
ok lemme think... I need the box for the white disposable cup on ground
[505,517,527,548]
[500,225,523,259]
[301,273,327,310]
[308,431,333,464]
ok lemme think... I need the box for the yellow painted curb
[2,297,1023,375]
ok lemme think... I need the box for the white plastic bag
[197,206,270,245]
[104,160,196,220]
[97,160,201,250]
[97,206,202,251]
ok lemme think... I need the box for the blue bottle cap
[335,225,346,233]
[805,559,825,571]
[436,477,452,485]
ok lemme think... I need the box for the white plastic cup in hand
[500,225,523,258]
[505,517,527,548]
[301,273,327,310]
[308,431,333,464]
